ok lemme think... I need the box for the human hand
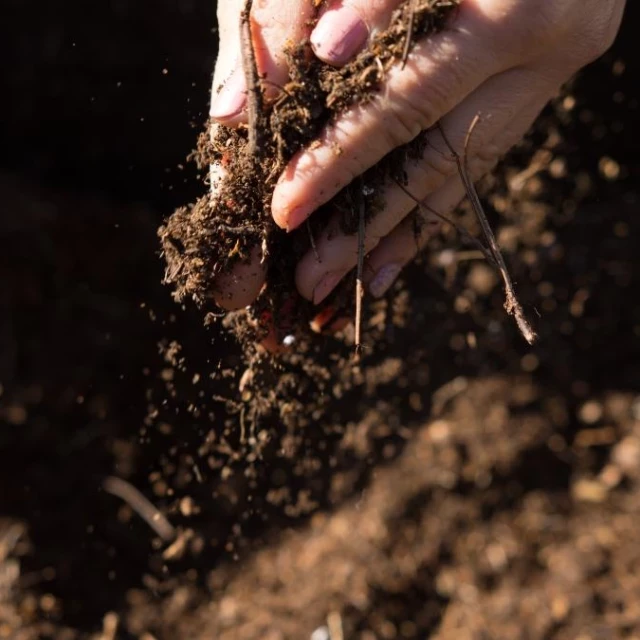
[208,0,626,313]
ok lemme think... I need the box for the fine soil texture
[1,1,640,639]
[159,0,459,348]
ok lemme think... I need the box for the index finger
[271,1,517,231]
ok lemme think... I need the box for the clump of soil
[159,0,459,346]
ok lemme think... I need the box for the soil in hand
[159,0,459,348]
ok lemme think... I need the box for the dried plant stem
[103,476,176,542]
[240,0,264,156]
[393,179,496,266]
[438,117,537,344]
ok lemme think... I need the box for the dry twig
[103,476,176,542]
[240,0,264,156]
[438,116,537,344]
[393,179,496,266]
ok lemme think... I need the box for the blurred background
[1,1,639,639]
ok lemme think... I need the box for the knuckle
[367,97,424,153]
[395,94,437,142]
[577,16,620,62]
[567,0,623,62]
[389,105,425,147]
[382,61,460,149]
[420,144,457,186]
[487,0,621,67]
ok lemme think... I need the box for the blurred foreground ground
[1,1,639,638]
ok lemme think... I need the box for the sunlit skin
[208,0,626,324]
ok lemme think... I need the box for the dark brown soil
[159,0,458,346]
[1,1,640,639]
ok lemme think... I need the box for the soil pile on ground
[0,1,639,638]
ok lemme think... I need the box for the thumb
[210,0,317,124]
[210,0,245,122]
[311,0,399,66]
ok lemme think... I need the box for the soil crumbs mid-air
[1,0,640,639]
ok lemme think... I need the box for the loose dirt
[1,1,639,639]
[159,0,459,347]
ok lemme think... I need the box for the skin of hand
[208,0,626,315]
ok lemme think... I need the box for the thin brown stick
[438,117,537,344]
[354,181,366,359]
[103,476,176,542]
[240,0,264,155]
[401,0,417,69]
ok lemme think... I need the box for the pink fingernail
[283,205,310,232]
[210,68,247,120]
[312,271,345,305]
[369,263,402,298]
[311,6,368,66]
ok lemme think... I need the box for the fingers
[364,177,464,298]
[210,0,247,123]
[210,0,316,125]
[251,0,316,90]
[311,0,402,66]
[294,64,562,303]
[272,0,517,231]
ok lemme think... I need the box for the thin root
[103,476,176,543]
[393,179,497,267]
[240,0,264,156]
[438,116,537,345]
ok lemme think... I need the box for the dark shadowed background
[1,2,640,638]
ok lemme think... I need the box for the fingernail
[272,177,311,229]
[282,205,309,232]
[311,6,369,66]
[369,263,402,298]
[210,68,247,120]
[312,271,345,305]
